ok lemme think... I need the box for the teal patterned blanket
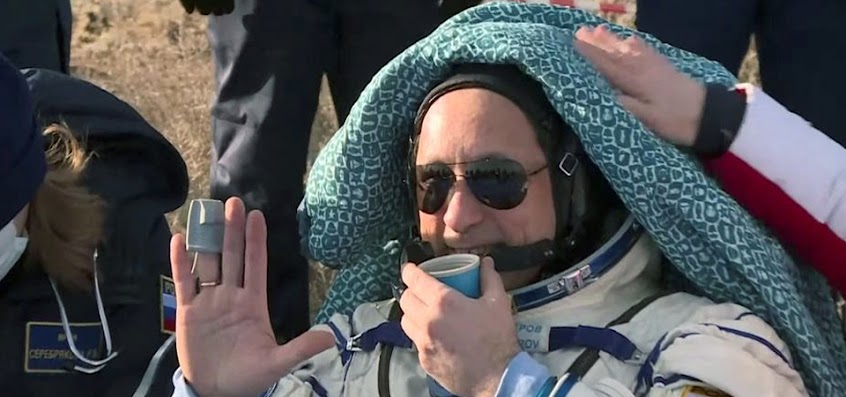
[298,3,846,396]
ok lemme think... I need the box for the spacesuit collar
[509,215,646,312]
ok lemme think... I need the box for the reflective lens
[415,158,546,214]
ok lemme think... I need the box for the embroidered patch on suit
[25,322,103,373]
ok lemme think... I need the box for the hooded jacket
[0,68,188,397]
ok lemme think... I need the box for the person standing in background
[0,0,72,73]
[177,0,441,340]
[636,0,846,147]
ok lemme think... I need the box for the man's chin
[499,267,544,291]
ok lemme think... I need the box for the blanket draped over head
[298,3,846,396]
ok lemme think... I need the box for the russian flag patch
[161,275,176,334]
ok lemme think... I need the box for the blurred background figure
[178,0,441,340]
[636,0,846,147]
[0,0,72,73]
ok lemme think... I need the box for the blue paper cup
[418,254,481,299]
[417,254,481,396]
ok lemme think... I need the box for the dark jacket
[0,0,72,73]
[0,69,188,397]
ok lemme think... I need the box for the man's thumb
[480,257,506,297]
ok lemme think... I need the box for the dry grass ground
[68,0,760,320]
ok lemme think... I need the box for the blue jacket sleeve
[171,368,201,397]
[495,351,552,397]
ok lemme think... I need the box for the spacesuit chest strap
[565,290,672,378]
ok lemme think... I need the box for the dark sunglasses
[415,158,548,214]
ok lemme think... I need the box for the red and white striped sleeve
[702,84,846,296]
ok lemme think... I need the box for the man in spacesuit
[167,41,809,397]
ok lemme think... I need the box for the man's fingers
[400,315,426,348]
[594,25,642,59]
[622,35,649,55]
[619,34,670,75]
[591,25,622,54]
[273,330,335,371]
[193,252,221,288]
[575,25,611,53]
[575,26,653,100]
[574,26,609,57]
[170,234,197,305]
[401,264,451,305]
[399,287,431,321]
[590,25,640,57]
[479,258,506,299]
[221,197,247,287]
[398,289,430,350]
[575,30,639,95]
[243,209,268,298]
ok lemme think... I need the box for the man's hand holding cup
[399,255,520,397]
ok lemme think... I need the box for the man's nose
[442,181,484,233]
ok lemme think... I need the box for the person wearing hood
[166,64,808,397]
[0,53,189,397]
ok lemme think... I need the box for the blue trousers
[208,0,440,339]
[0,0,71,73]
[637,0,846,147]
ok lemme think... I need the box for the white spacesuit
[172,214,806,397]
[169,37,814,397]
